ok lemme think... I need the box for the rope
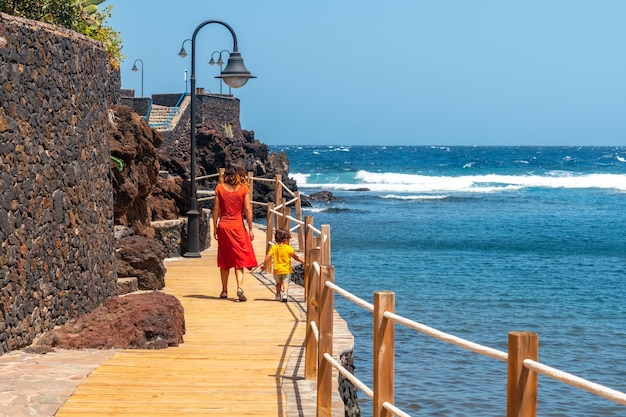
[312,262,320,276]
[309,321,319,342]
[251,176,274,183]
[325,281,374,313]
[382,402,412,417]
[307,223,321,235]
[278,179,296,198]
[384,311,508,362]
[269,208,304,226]
[322,353,373,399]
[196,173,220,181]
[523,359,626,406]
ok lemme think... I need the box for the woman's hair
[275,228,291,243]
[224,159,247,185]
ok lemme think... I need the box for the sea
[269,145,626,417]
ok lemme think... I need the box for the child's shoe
[281,292,288,302]
[275,293,281,301]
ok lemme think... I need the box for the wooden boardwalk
[55,229,315,417]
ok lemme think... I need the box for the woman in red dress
[212,159,258,302]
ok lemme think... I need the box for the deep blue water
[271,145,626,417]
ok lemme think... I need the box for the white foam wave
[381,194,449,200]
[290,173,310,185]
[617,155,626,163]
[301,207,328,213]
[292,171,626,193]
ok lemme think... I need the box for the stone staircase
[148,95,190,131]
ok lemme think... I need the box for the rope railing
[523,359,626,406]
[323,352,373,399]
[325,281,374,313]
[299,215,626,417]
[196,172,220,181]
[309,320,319,342]
[382,402,411,417]
[251,176,274,184]
[306,222,321,236]
[268,208,303,225]
[277,179,297,198]
[384,311,509,362]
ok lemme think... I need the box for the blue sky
[108,1,626,146]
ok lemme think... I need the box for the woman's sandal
[219,290,228,299]
[236,287,247,302]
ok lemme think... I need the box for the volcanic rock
[116,235,166,290]
[109,104,162,237]
[33,291,185,350]
[307,191,337,202]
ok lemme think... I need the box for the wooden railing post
[266,202,275,253]
[320,224,331,265]
[317,265,334,417]
[304,216,314,298]
[274,174,282,208]
[282,206,291,230]
[507,331,538,417]
[218,167,225,183]
[373,291,395,417]
[305,247,321,380]
[247,171,253,200]
[295,191,304,251]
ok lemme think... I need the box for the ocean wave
[381,194,449,201]
[302,207,352,213]
[301,207,328,213]
[290,170,626,192]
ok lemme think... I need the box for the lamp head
[216,51,256,88]
[131,64,138,72]
[178,46,188,58]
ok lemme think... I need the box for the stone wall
[152,209,212,258]
[0,14,118,353]
[119,97,150,119]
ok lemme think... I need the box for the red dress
[215,183,258,269]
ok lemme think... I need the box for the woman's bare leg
[234,268,244,289]
[220,268,229,292]
[235,268,247,301]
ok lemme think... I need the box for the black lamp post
[182,20,256,258]
[130,58,144,98]
[209,49,231,95]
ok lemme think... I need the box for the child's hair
[274,228,291,243]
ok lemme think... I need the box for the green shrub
[0,0,124,68]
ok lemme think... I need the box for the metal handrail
[149,92,187,129]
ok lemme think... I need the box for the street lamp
[178,38,191,58]
[183,19,256,258]
[179,39,192,93]
[209,49,231,95]
[130,58,144,98]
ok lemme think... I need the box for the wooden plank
[55,228,307,417]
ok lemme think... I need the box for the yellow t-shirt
[268,243,295,274]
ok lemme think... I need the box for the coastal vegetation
[0,0,123,67]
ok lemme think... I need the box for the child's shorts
[273,274,292,284]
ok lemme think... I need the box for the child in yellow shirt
[261,228,304,302]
